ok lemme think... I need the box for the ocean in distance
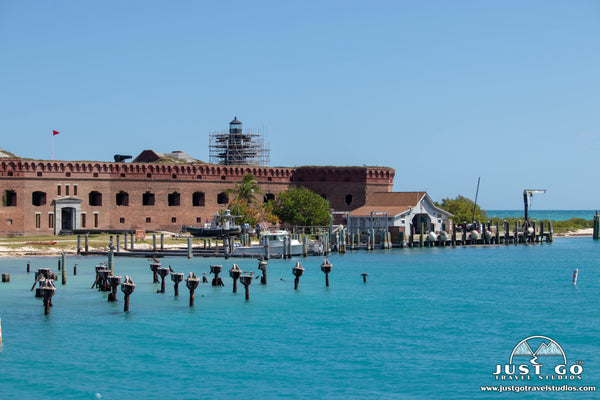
[486,210,595,221]
[1,238,599,399]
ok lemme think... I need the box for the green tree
[272,186,330,226]
[226,174,262,205]
[437,195,487,223]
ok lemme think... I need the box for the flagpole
[51,133,54,160]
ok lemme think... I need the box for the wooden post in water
[593,211,600,240]
[85,233,89,252]
[77,235,81,255]
[451,223,456,246]
[61,252,66,284]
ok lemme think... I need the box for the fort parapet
[0,159,394,236]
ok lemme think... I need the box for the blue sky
[1,0,598,210]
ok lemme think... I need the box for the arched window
[116,191,129,206]
[263,193,275,203]
[32,191,47,206]
[168,191,181,207]
[217,192,229,205]
[89,191,102,206]
[143,192,155,206]
[192,191,205,207]
[4,190,17,207]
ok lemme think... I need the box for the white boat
[233,230,304,256]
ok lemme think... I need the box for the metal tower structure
[209,117,270,166]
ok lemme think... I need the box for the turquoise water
[486,210,595,221]
[1,239,599,399]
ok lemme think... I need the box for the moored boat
[186,210,242,238]
[233,230,303,256]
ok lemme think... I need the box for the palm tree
[226,174,262,205]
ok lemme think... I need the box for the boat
[233,230,304,256]
[185,210,243,238]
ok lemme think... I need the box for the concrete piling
[149,261,161,284]
[156,267,170,293]
[187,237,193,258]
[320,259,332,287]
[38,278,56,315]
[229,264,242,293]
[121,276,136,312]
[107,275,122,302]
[258,258,268,285]
[171,271,184,296]
[239,272,253,301]
[210,265,224,287]
[292,261,305,290]
[185,272,200,307]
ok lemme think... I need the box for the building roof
[349,192,427,217]
[132,150,198,163]
[230,117,242,125]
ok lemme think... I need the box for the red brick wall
[0,160,394,236]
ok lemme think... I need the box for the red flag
[52,130,60,136]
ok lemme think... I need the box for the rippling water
[1,238,599,399]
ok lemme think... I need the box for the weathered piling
[149,261,161,284]
[32,268,53,294]
[229,264,242,293]
[361,272,368,283]
[170,271,184,296]
[302,236,309,257]
[239,272,253,301]
[187,237,193,258]
[185,272,200,307]
[320,259,332,287]
[210,265,224,287]
[156,267,170,293]
[2,274,10,283]
[594,211,600,240]
[61,252,66,285]
[116,235,120,252]
[107,275,122,302]
[85,233,89,252]
[93,266,111,292]
[258,258,268,285]
[27,262,30,273]
[77,235,81,255]
[121,276,135,312]
[292,261,305,290]
[107,247,114,275]
[39,278,56,315]
[73,264,77,275]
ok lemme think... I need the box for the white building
[348,192,454,236]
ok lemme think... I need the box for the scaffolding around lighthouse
[209,117,270,166]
